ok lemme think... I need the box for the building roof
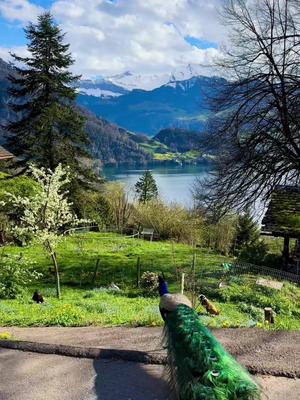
[0,146,14,161]
[262,185,300,237]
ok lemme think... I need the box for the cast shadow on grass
[93,358,173,400]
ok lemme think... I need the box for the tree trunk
[283,236,290,271]
[51,252,61,299]
[92,257,100,286]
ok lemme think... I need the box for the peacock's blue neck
[159,281,169,296]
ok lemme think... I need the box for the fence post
[181,273,185,294]
[191,252,196,308]
[136,256,141,288]
[92,257,100,285]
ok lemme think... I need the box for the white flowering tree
[8,164,80,299]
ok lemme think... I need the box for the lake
[103,163,212,208]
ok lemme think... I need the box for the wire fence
[230,262,300,284]
[64,225,140,239]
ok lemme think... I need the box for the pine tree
[135,170,158,203]
[235,209,260,252]
[6,12,90,177]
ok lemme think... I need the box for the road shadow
[93,358,173,400]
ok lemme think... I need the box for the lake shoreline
[103,163,212,207]
[102,158,215,168]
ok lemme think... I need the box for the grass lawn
[0,233,300,329]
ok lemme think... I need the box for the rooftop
[262,185,300,237]
[0,146,14,161]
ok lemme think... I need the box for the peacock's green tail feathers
[164,304,260,400]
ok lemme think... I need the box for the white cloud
[0,0,43,24]
[0,45,29,61]
[0,0,227,77]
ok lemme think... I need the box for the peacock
[158,275,260,400]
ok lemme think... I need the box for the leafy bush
[238,240,269,265]
[102,182,133,232]
[238,302,263,321]
[73,189,112,227]
[0,174,41,244]
[204,215,237,255]
[133,200,204,243]
[0,255,42,299]
[0,174,41,224]
[140,271,159,296]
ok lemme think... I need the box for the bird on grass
[158,275,260,400]
[199,294,220,316]
[32,290,44,304]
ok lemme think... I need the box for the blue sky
[0,19,25,46]
[0,0,224,77]
[0,0,53,46]
[184,36,218,50]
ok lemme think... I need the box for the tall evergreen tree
[135,170,158,203]
[235,209,260,252]
[6,12,90,177]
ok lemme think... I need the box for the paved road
[0,349,299,400]
[0,349,170,400]
[2,326,300,376]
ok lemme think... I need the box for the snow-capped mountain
[77,75,226,135]
[106,64,207,91]
[78,64,210,97]
[106,70,170,91]
[77,79,129,98]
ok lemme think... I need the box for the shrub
[0,174,41,244]
[0,255,42,299]
[0,174,41,223]
[140,271,159,296]
[238,302,263,321]
[204,215,237,255]
[103,182,133,232]
[73,189,112,227]
[238,240,269,265]
[133,200,204,243]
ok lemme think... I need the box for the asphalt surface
[0,349,299,400]
[2,326,300,377]
[0,349,170,400]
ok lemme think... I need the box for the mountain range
[77,75,225,136]
[0,58,219,166]
[78,64,211,95]
[0,58,155,166]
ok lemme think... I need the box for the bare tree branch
[196,0,300,214]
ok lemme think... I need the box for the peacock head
[199,294,208,304]
[158,273,169,296]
